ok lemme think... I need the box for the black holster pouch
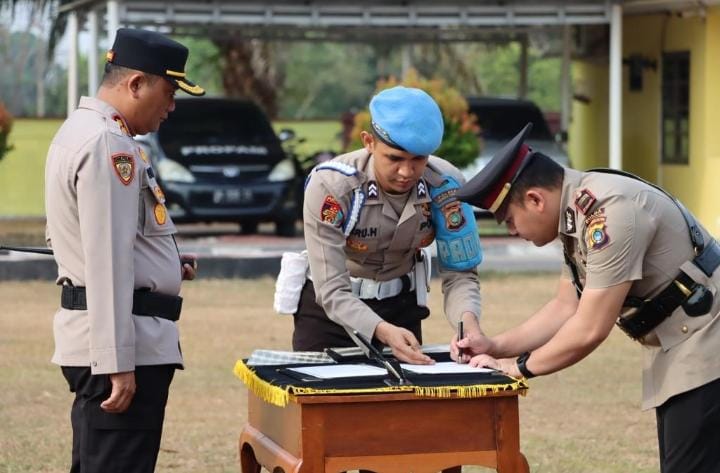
[61,285,183,322]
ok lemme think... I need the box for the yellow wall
[568,61,609,170]
[571,8,720,234]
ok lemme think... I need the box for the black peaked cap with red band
[456,122,534,220]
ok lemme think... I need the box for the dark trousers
[292,280,430,351]
[656,376,720,473]
[61,365,176,473]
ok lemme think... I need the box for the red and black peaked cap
[456,122,534,219]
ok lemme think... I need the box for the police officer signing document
[45,29,204,473]
[294,86,483,364]
[455,123,720,471]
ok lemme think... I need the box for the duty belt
[350,272,415,300]
[61,286,182,322]
[616,238,720,340]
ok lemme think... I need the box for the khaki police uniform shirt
[45,96,183,375]
[558,168,720,409]
[303,149,481,342]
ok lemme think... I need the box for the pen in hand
[457,320,464,363]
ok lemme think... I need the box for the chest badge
[346,238,368,252]
[111,153,135,185]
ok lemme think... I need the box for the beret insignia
[154,203,167,225]
[111,153,135,185]
[585,209,610,251]
[320,195,344,227]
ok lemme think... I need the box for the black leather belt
[61,286,182,322]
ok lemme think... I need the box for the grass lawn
[0,275,659,473]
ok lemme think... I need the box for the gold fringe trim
[233,360,291,407]
[234,360,529,408]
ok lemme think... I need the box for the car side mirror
[278,128,296,142]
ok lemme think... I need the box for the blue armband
[429,175,483,271]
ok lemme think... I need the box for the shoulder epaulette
[314,162,357,176]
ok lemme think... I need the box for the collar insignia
[417,179,427,198]
[367,181,379,200]
[111,114,131,137]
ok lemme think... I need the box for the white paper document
[400,361,495,375]
[287,363,388,379]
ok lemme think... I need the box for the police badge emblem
[111,153,135,185]
[585,209,610,250]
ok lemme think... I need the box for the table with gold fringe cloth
[234,352,528,407]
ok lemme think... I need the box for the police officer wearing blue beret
[294,86,485,364]
[45,28,203,473]
[455,123,720,471]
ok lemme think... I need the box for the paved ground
[0,222,562,280]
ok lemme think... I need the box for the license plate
[212,188,253,204]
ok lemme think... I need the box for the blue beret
[369,86,444,156]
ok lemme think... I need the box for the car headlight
[156,158,195,183]
[268,158,297,182]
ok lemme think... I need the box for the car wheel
[275,219,297,237]
[240,221,259,235]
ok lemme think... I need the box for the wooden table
[239,388,529,473]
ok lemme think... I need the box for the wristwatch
[516,351,536,379]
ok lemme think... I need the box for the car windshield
[157,99,282,162]
[468,99,554,141]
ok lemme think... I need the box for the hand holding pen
[457,320,465,364]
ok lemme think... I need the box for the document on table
[287,363,388,379]
[400,361,495,375]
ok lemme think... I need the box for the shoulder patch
[320,195,344,227]
[574,189,596,215]
[314,161,357,176]
[110,153,135,185]
[585,208,610,251]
